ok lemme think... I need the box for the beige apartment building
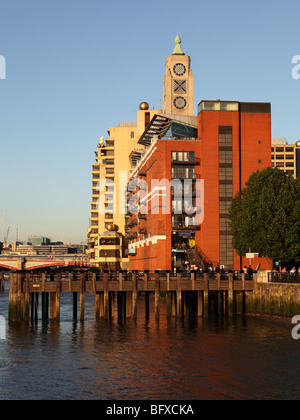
[87,105,162,269]
[272,138,300,178]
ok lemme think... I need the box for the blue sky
[0,0,299,244]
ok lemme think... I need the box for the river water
[0,285,299,400]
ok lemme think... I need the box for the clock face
[173,63,186,76]
[174,96,187,110]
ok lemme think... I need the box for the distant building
[272,138,300,178]
[28,236,50,246]
[12,243,86,256]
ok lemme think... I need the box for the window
[100,238,120,246]
[172,215,196,227]
[131,132,135,139]
[219,125,233,270]
[145,112,151,128]
[172,167,195,179]
[106,150,114,157]
[105,159,114,165]
[100,250,120,258]
[171,151,195,162]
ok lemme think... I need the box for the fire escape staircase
[185,246,215,270]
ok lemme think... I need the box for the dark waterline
[0,287,299,400]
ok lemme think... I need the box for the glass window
[171,151,195,162]
[100,250,120,258]
[100,238,120,246]
[172,167,195,179]
[161,121,197,140]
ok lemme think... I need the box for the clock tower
[163,34,194,116]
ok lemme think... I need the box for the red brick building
[127,101,272,272]
[198,101,272,271]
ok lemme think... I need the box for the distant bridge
[0,255,90,271]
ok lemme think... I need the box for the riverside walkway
[7,269,255,322]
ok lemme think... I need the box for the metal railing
[268,272,300,284]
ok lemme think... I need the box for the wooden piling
[197,291,203,317]
[155,272,160,320]
[8,272,23,322]
[0,271,4,292]
[80,272,85,321]
[144,273,150,319]
[23,272,30,322]
[203,273,209,316]
[132,272,137,319]
[103,273,109,319]
[228,272,234,316]
[176,272,182,317]
[126,292,132,318]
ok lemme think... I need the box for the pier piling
[7,269,256,322]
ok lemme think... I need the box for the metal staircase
[185,246,216,270]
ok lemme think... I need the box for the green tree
[229,167,300,264]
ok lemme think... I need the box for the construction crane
[4,226,10,249]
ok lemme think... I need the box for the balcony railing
[172,224,201,231]
[171,158,200,166]
[268,272,300,284]
[171,173,200,180]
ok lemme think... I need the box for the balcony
[171,173,200,180]
[172,224,201,231]
[171,189,200,198]
[171,157,200,166]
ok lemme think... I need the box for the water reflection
[0,288,300,400]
